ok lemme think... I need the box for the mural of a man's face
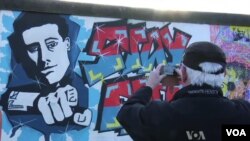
[22,24,70,84]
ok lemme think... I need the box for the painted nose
[39,43,51,67]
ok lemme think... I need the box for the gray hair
[185,62,225,87]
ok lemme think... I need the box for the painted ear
[64,37,70,51]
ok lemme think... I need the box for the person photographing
[117,41,250,141]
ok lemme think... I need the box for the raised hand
[146,64,167,89]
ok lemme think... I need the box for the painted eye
[27,44,39,53]
[47,41,58,51]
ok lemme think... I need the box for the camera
[160,64,179,76]
[160,64,180,86]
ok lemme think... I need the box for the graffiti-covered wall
[0,10,249,141]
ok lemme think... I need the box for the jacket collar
[170,84,224,102]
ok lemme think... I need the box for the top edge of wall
[1,0,250,26]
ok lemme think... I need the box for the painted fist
[38,85,78,124]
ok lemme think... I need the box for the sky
[59,0,250,15]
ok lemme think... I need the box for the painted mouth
[41,65,57,76]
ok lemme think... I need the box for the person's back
[152,89,250,140]
[117,41,250,141]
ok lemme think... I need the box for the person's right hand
[146,64,166,89]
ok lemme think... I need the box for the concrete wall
[0,2,249,141]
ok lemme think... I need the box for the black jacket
[117,84,250,141]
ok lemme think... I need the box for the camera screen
[163,65,177,76]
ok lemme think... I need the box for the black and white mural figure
[0,12,92,140]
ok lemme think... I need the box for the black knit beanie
[182,41,226,74]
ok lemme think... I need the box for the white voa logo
[186,131,206,140]
[226,129,246,136]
